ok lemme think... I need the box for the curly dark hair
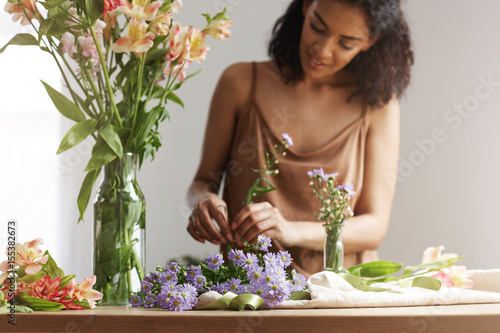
[268,0,414,108]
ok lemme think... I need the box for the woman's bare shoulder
[217,61,279,111]
[365,96,400,131]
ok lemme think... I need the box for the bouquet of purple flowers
[130,235,307,311]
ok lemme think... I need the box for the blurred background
[1,0,499,281]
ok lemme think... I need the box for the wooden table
[2,304,500,333]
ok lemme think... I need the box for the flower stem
[89,26,123,128]
[131,55,145,132]
[83,67,106,115]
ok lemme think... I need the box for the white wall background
[1,0,499,281]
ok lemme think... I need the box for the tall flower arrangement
[2,0,233,219]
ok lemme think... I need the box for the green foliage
[16,292,65,311]
[348,261,403,278]
[243,138,290,206]
[42,250,65,278]
[0,34,38,53]
[77,168,101,221]
[84,0,104,25]
[402,257,463,278]
[57,119,97,154]
[41,80,86,122]
[340,257,466,292]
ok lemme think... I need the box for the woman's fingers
[232,202,270,231]
[237,208,274,240]
[187,215,205,243]
[187,196,232,245]
[207,203,232,242]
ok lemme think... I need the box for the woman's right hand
[187,194,233,245]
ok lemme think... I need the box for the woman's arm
[342,97,400,253]
[186,62,252,245]
[233,98,400,254]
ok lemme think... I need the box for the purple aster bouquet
[308,168,356,273]
[130,234,307,310]
[308,168,356,225]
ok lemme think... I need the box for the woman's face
[300,0,377,84]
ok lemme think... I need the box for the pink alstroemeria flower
[421,245,458,264]
[4,0,39,26]
[61,32,76,57]
[165,22,189,62]
[31,276,61,301]
[71,275,103,309]
[104,0,121,16]
[0,238,48,275]
[149,12,171,36]
[169,0,182,14]
[78,36,102,66]
[104,11,117,42]
[112,18,155,56]
[433,266,473,289]
[202,20,233,40]
[183,26,210,63]
[94,19,107,38]
[120,0,160,21]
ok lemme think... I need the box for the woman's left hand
[231,201,295,247]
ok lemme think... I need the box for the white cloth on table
[278,269,500,309]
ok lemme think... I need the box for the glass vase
[93,153,146,305]
[324,223,348,273]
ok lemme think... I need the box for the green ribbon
[0,305,34,314]
[195,292,265,311]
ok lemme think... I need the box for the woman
[186,0,413,277]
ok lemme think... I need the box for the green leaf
[74,93,93,117]
[39,17,55,35]
[57,119,96,154]
[289,290,311,300]
[100,125,123,159]
[15,292,65,311]
[338,273,394,292]
[146,48,169,62]
[60,274,76,288]
[84,0,104,24]
[41,80,87,122]
[134,106,162,150]
[366,276,401,285]
[39,0,68,10]
[21,272,46,284]
[42,250,65,278]
[402,257,464,278]
[123,202,143,231]
[0,33,38,53]
[347,261,402,278]
[77,168,101,221]
[212,7,228,21]
[16,266,27,278]
[166,92,184,108]
[411,276,442,291]
[72,299,91,309]
[181,68,202,83]
[84,139,118,171]
[202,13,212,26]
